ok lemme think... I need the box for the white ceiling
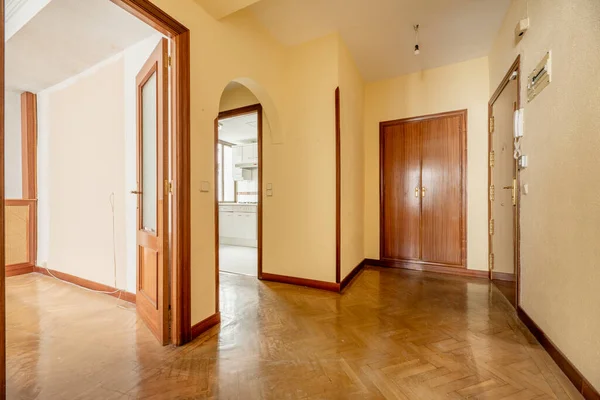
[219,113,258,145]
[249,0,511,81]
[6,0,158,92]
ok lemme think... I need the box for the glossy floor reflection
[7,268,581,399]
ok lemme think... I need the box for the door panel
[421,115,464,266]
[381,122,421,261]
[491,80,518,276]
[135,38,169,345]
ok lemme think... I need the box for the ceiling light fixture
[413,24,420,56]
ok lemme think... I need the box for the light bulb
[414,44,420,56]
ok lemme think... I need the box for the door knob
[502,186,513,189]
[415,187,419,198]
[421,187,426,197]
[130,190,142,195]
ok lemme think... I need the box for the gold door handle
[502,186,513,189]
[421,187,426,197]
[415,187,419,198]
[130,190,142,195]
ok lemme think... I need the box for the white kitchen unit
[232,167,251,181]
[219,204,257,247]
[233,143,258,168]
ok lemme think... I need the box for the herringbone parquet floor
[7,267,582,399]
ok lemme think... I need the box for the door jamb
[488,55,521,307]
[111,0,191,345]
[214,104,263,314]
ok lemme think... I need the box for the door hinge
[489,150,495,168]
[489,219,495,236]
[489,253,495,271]
[168,55,172,67]
[490,185,495,202]
[164,180,173,195]
[489,116,495,134]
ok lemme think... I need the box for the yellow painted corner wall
[489,0,600,390]
[148,0,339,323]
[364,57,490,272]
[263,33,338,282]
[338,38,365,280]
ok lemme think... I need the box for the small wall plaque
[527,52,552,102]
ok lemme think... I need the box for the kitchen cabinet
[232,146,243,164]
[218,205,257,247]
[233,143,258,166]
[242,145,255,164]
[232,168,251,181]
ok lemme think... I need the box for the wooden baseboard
[33,267,136,304]
[261,273,340,292]
[340,259,365,292]
[492,271,516,282]
[191,312,221,340]
[6,263,35,277]
[365,258,488,279]
[518,307,599,400]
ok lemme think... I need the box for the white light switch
[267,183,273,190]
[266,189,273,197]
[523,183,529,195]
[200,181,210,192]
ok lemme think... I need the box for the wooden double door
[380,110,467,269]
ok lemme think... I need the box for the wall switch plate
[266,189,273,197]
[267,183,273,190]
[200,181,210,192]
[523,183,529,195]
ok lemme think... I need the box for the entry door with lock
[380,110,466,268]
[133,38,170,345]
[490,78,518,280]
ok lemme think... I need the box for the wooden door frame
[1,0,6,395]
[214,104,263,313]
[379,109,468,273]
[110,0,191,345]
[488,55,521,307]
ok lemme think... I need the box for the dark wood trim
[488,55,521,309]
[112,0,191,346]
[0,1,5,393]
[21,92,37,200]
[340,259,364,292]
[215,103,263,305]
[379,109,468,269]
[6,263,34,277]
[191,312,221,340]
[110,0,186,36]
[218,103,261,120]
[491,271,515,282]
[261,273,340,292]
[365,258,488,280]
[518,307,600,400]
[33,267,136,304]
[335,88,341,283]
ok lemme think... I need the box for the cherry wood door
[420,113,466,266]
[134,38,169,345]
[380,121,422,261]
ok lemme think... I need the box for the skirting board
[261,273,340,292]
[33,266,136,304]
[6,263,35,277]
[492,271,516,282]
[365,258,489,279]
[191,312,221,340]
[340,260,365,292]
[518,307,599,400]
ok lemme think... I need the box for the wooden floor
[7,268,582,399]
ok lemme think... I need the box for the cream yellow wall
[40,57,128,289]
[489,0,600,390]
[364,57,490,272]
[147,0,343,323]
[263,33,338,282]
[338,38,365,280]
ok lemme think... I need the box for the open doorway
[488,56,521,308]
[215,102,262,279]
[3,0,191,373]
